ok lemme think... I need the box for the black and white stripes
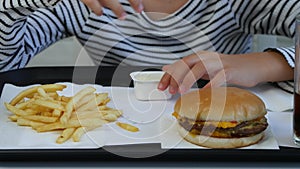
[1,0,299,92]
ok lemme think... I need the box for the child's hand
[81,0,143,19]
[158,51,289,95]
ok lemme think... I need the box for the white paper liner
[0,83,289,150]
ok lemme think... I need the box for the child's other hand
[81,0,144,19]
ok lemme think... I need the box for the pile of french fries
[4,84,122,144]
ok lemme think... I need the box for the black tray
[0,66,300,167]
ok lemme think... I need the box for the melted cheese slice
[172,112,179,119]
[204,121,238,128]
[173,112,238,128]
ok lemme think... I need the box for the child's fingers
[128,0,144,13]
[99,0,127,19]
[82,0,144,19]
[81,0,103,16]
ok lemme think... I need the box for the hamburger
[173,87,268,148]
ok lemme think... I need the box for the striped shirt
[1,0,299,92]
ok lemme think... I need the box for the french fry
[8,115,19,122]
[74,94,95,110]
[37,87,51,99]
[34,99,65,111]
[17,118,45,128]
[52,109,62,117]
[10,84,66,106]
[72,125,99,142]
[15,99,35,109]
[60,86,96,124]
[5,103,36,116]
[116,122,139,132]
[71,110,102,119]
[56,128,76,144]
[102,114,118,122]
[97,105,107,110]
[35,122,65,132]
[23,115,58,123]
[76,93,108,112]
[47,92,59,99]
[72,109,122,122]
[65,118,107,128]
[35,118,106,132]
[30,93,39,99]
[18,99,25,104]
[60,96,71,102]
[100,109,123,117]
[40,112,53,117]
[23,108,38,115]
[71,127,86,142]
[101,98,111,105]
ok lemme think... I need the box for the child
[1,0,299,93]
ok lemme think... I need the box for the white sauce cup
[130,71,172,101]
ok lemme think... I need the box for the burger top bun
[174,87,267,122]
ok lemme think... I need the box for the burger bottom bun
[177,123,264,149]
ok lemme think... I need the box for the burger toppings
[201,121,238,128]
[175,113,268,138]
